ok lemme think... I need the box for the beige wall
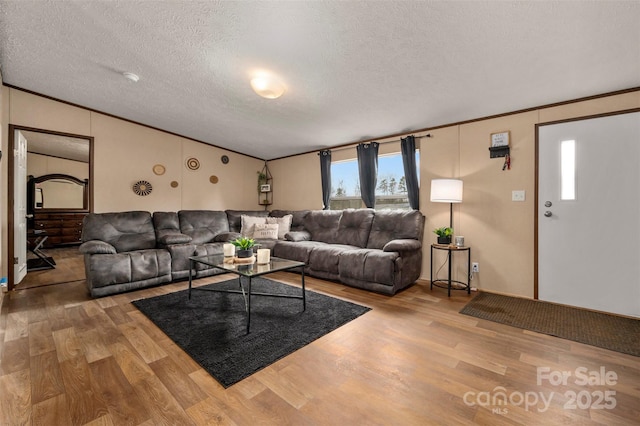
[271,90,640,298]
[1,88,264,279]
[3,85,639,294]
[27,153,89,179]
[268,152,323,210]
[90,112,262,213]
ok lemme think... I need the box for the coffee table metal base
[188,260,306,334]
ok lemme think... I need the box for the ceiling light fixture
[250,74,285,99]
[122,72,140,83]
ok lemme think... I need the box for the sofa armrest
[383,239,421,253]
[79,240,117,254]
[214,231,242,242]
[285,230,311,242]
[157,232,192,245]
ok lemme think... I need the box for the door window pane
[561,139,576,200]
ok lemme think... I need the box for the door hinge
[14,257,19,265]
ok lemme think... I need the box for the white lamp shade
[430,179,463,203]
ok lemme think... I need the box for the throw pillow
[241,215,267,237]
[253,223,279,240]
[266,214,293,239]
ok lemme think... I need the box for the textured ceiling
[23,130,89,163]
[1,1,639,160]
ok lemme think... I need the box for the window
[330,159,361,210]
[329,151,419,210]
[375,152,419,210]
[560,139,576,200]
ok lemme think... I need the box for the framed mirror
[22,129,92,213]
[28,174,89,212]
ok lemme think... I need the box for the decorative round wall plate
[133,180,152,196]
[221,155,229,164]
[152,164,166,175]
[210,175,219,184]
[186,157,200,170]
[170,181,179,188]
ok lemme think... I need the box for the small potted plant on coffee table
[433,227,453,245]
[231,237,256,258]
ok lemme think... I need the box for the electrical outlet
[512,190,526,201]
[472,262,479,273]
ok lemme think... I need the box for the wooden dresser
[32,212,87,248]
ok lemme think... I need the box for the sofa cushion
[214,231,242,242]
[157,233,192,245]
[241,215,267,237]
[179,210,229,244]
[153,211,180,233]
[308,244,359,274]
[304,210,342,243]
[193,243,224,273]
[87,248,171,288]
[79,240,116,255]
[266,214,293,239]
[273,240,325,264]
[166,243,197,279]
[82,211,156,253]
[366,210,424,250]
[339,249,399,286]
[285,231,311,242]
[336,209,374,248]
[270,210,310,232]
[226,210,270,233]
[383,239,422,252]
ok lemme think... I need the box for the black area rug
[27,257,56,271]
[460,292,640,357]
[132,278,371,387]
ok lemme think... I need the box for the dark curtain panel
[401,135,420,210]
[319,150,332,210]
[357,142,379,208]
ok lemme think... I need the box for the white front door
[538,111,640,318]
[13,130,28,284]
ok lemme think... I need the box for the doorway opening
[7,125,94,291]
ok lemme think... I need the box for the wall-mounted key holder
[489,131,511,170]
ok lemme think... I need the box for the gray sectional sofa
[80,208,425,297]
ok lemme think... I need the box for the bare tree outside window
[329,152,419,210]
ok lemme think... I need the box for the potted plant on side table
[231,237,256,258]
[433,227,453,245]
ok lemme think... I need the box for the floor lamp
[430,179,463,229]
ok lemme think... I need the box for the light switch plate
[512,190,525,201]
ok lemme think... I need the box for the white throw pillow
[241,215,267,237]
[266,214,293,239]
[253,223,279,240]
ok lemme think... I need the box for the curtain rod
[318,134,431,155]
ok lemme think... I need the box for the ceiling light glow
[250,75,285,99]
[123,72,140,83]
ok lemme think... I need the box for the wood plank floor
[21,247,85,290]
[1,267,639,425]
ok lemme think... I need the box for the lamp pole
[449,202,454,230]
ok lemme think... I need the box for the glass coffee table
[188,254,306,333]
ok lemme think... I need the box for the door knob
[544,211,552,217]
[544,201,552,207]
